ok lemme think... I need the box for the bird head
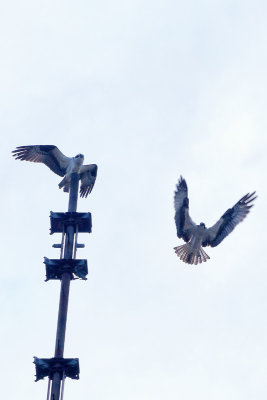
[199,222,206,228]
[74,154,84,165]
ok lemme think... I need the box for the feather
[174,176,196,242]
[79,164,98,198]
[12,145,71,177]
[174,243,210,265]
[205,191,257,247]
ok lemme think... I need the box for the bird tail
[58,177,71,193]
[174,244,210,265]
[63,182,70,193]
[58,177,67,189]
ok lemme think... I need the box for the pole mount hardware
[44,258,88,281]
[50,212,92,234]
[34,357,80,382]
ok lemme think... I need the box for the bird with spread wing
[12,145,97,198]
[174,176,256,265]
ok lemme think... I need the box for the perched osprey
[174,176,256,265]
[12,145,97,198]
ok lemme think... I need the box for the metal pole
[68,173,79,213]
[74,225,78,259]
[50,173,79,400]
[60,373,66,400]
[60,228,65,260]
[47,378,51,400]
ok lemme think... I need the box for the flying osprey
[174,176,256,265]
[12,145,97,198]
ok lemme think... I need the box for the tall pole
[50,173,79,400]
[12,148,96,397]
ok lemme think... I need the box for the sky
[1,1,267,399]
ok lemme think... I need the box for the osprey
[174,176,256,265]
[12,145,97,198]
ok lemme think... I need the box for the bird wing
[79,164,98,198]
[174,176,196,242]
[203,191,257,247]
[12,145,71,177]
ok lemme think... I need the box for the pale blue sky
[1,1,266,399]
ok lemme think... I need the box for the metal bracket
[33,357,79,381]
[50,212,92,234]
[44,258,88,281]
[52,243,84,249]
